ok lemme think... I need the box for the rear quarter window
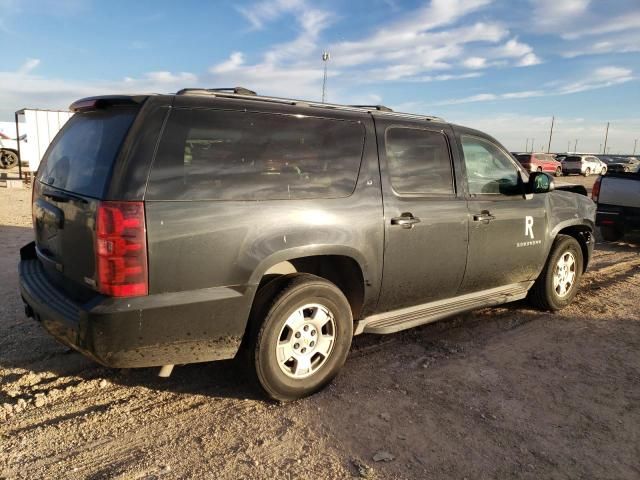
[147,109,365,201]
[37,108,137,198]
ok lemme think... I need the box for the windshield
[37,108,136,198]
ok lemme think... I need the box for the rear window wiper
[42,188,89,204]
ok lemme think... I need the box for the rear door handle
[391,214,421,229]
[473,211,496,223]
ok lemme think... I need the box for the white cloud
[210,52,245,74]
[236,0,305,29]
[463,57,487,69]
[562,11,640,40]
[530,0,591,30]
[438,66,635,105]
[17,58,40,75]
[516,52,542,67]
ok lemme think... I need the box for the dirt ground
[1,181,639,480]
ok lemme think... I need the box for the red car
[514,152,563,176]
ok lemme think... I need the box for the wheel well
[557,226,592,272]
[260,255,365,320]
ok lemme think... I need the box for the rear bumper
[19,242,254,368]
[596,205,640,232]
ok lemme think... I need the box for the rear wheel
[601,166,607,175]
[583,167,591,177]
[529,235,583,311]
[0,150,18,169]
[555,166,562,177]
[600,225,623,242]
[247,273,353,401]
[537,167,543,172]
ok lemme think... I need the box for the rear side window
[147,109,365,200]
[37,108,136,198]
[516,154,532,162]
[384,127,454,195]
[565,156,582,162]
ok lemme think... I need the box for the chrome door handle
[473,211,496,222]
[391,215,421,229]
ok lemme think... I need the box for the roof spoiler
[69,95,148,112]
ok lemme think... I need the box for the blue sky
[1,0,639,153]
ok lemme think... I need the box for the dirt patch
[1,187,638,479]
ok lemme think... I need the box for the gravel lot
[1,181,639,479]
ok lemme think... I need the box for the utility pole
[567,140,571,152]
[547,116,555,153]
[599,143,602,154]
[321,51,330,103]
[574,139,578,151]
[531,138,535,153]
[525,138,529,151]
[603,122,610,155]
[633,139,638,155]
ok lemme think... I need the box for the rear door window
[147,109,365,200]
[37,108,137,198]
[384,127,454,195]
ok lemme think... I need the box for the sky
[1,0,639,153]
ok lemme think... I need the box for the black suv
[20,88,595,401]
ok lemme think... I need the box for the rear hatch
[33,106,139,301]
[563,155,583,170]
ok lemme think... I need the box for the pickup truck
[19,90,596,400]
[593,172,640,241]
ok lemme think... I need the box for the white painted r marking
[525,216,535,239]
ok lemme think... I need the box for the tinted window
[148,109,364,200]
[37,108,136,198]
[461,135,520,195]
[385,128,453,195]
[565,156,582,162]
[516,154,532,162]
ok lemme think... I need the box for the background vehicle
[0,132,19,169]
[563,154,606,176]
[599,156,640,173]
[19,89,595,401]
[514,152,563,176]
[593,172,640,241]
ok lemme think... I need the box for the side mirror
[528,171,555,194]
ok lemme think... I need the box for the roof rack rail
[349,105,393,112]
[176,86,257,96]
[173,88,444,123]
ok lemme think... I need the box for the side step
[355,282,533,335]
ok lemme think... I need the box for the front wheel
[555,167,562,177]
[0,150,18,169]
[529,235,583,311]
[537,167,543,172]
[583,168,591,177]
[248,274,353,401]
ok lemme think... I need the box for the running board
[354,282,533,335]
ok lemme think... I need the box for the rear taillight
[592,176,601,202]
[96,201,148,297]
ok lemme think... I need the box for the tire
[555,167,562,177]
[583,168,590,177]
[529,235,583,311]
[247,273,353,402]
[537,167,543,172]
[600,225,623,242]
[601,167,607,175]
[0,150,18,169]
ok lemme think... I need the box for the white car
[562,154,606,176]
